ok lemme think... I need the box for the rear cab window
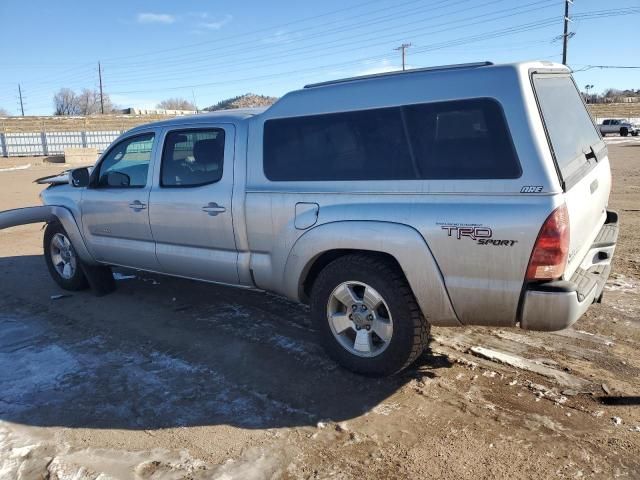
[532,74,604,189]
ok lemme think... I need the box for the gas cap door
[294,202,319,230]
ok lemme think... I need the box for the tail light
[526,205,570,281]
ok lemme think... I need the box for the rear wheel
[620,127,629,137]
[310,254,429,376]
[44,222,89,291]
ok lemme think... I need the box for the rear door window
[161,129,225,187]
[532,74,602,186]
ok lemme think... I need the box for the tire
[44,222,89,291]
[620,128,629,137]
[633,131,639,137]
[310,254,429,376]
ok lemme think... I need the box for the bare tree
[157,98,196,110]
[0,107,9,117]
[54,88,118,115]
[53,88,80,115]
[77,88,116,115]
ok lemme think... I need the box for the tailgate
[563,159,610,277]
[532,73,611,278]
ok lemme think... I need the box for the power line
[573,64,640,72]
[99,0,399,64]
[7,0,566,98]
[109,16,566,95]
[106,0,467,70]
[103,0,557,85]
[8,4,640,109]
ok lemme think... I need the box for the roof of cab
[127,107,267,132]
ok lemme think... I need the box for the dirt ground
[0,137,639,480]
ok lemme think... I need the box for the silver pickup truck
[599,118,640,137]
[0,61,618,376]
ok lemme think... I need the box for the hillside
[204,93,278,112]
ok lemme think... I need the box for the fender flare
[0,206,97,265]
[282,220,461,327]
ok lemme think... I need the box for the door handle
[129,200,147,211]
[202,202,226,216]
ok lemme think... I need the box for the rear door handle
[202,202,226,216]
[129,200,147,211]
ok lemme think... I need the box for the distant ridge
[204,93,278,112]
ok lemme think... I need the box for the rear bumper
[520,210,619,331]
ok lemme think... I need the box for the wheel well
[301,249,403,303]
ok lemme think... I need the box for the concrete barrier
[64,147,98,165]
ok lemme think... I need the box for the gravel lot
[1,138,639,479]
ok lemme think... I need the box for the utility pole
[192,90,198,112]
[18,84,24,116]
[98,61,104,114]
[562,0,573,65]
[395,43,412,71]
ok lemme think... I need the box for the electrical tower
[395,43,412,71]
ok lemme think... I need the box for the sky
[0,0,638,116]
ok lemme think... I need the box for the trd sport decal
[439,224,518,246]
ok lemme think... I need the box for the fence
[0,114,176,157]
[0,131,123,156]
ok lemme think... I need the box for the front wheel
[620,127,629,137]
[310,254,429,376]
[44,222,89,291]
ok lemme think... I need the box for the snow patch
[0,344,79,405]
[605,275,637,293]
[112,272,136,281]
[0,164,31,173]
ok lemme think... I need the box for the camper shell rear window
[532,74,603,187]
[263,98,521,182]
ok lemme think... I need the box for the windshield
[532,74,602,185]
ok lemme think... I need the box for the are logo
[520,185,543,193]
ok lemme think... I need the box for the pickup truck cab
[0,61,618,376]
[599,118,640,137]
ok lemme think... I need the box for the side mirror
[70,168,90,188]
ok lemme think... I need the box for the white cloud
[198,14,232,30]
[137,13,176,24]
[355,59,401,76]
[262,29,291,44]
